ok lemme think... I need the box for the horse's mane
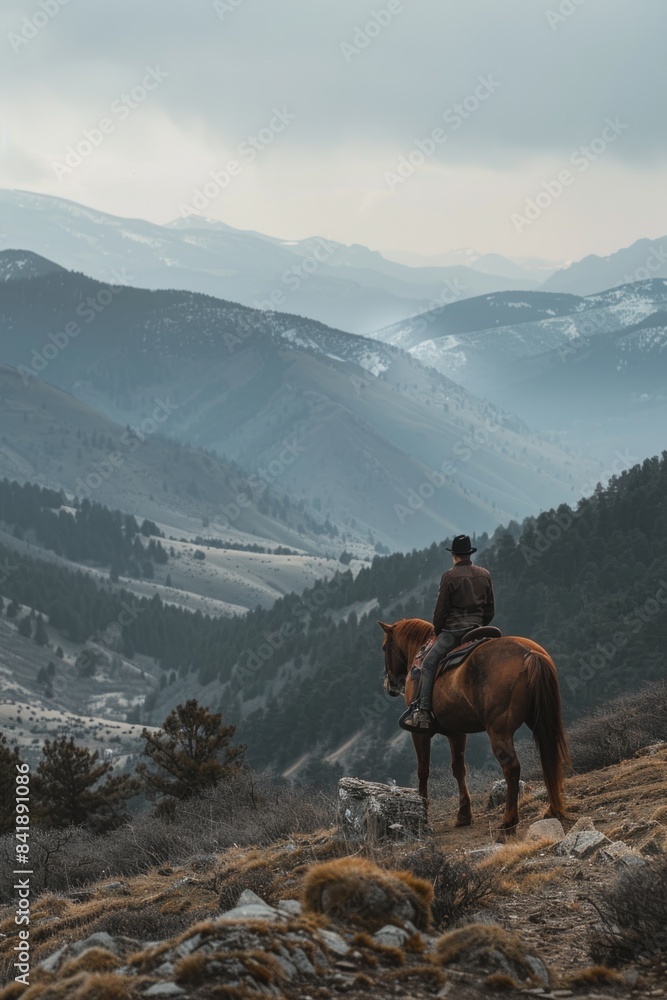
[393,617,434,648]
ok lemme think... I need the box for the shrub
[567,681,667,773]
[400,846,497,929]
[589,857,667,965]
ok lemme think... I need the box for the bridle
[383,633,407,697]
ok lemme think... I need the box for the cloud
[0,0,665,258]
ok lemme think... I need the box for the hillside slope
[0,259,596,549]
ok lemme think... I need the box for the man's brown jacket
[433,559,495,634]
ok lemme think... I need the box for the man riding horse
[403,533,495,733]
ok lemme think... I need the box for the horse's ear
[377,620,393,633]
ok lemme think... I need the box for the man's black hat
[446,534,477,555]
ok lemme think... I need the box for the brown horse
[379,618,570,835]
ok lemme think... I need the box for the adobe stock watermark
[615,242,667,287]
[384,75,501,191]
[52,601,145,698]
[217,435,307,528]
[178,107,296,218]
[221,238,338,337]
[511,117,628,233]
[563,580,667,698]
[340,0,415,63]
[519,449,639,565]
[74,398,179,500]
[545,0,590,31]
[51,66,169,180]
[393,414,505,525]
[17,270,129,385]
[8,0,72,54]
[213,0,245,20]
[233,572,347,684]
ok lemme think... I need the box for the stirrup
[399,704,435,734]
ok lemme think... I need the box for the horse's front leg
[448,733,472,826]
[411,732,431,808]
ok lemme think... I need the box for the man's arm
[482,574,495,625]
[433,574,451,635]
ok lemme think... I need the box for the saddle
[436,625,502,675]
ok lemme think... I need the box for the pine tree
[34,614,48,646]
[33,737,139,832]
[137,699,245,807]
[17,616,32,638]
[0,733,24,835]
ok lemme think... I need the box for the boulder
[373,924,411,948]
[337,777,429,842]
[598,841,646,868]
[487,779,527,808]
[432,923,550,987]
[302,856,433,931]
[525,818,565,843]
[555,817,611,859]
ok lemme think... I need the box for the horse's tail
[525,651,571,820]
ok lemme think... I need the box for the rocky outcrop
[337,777,429,842]
[302,856,433,931]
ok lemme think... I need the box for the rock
[289,946,316,975]
[237,888,269,907]
[143,985,187,997]
[337,777,429,842]
[525,818,565,843]
[70,932,119,956]
[277,899,302,916]
[641,831,666,856]
[467,844,503,863]
[598,841,646,868]
[216,901,281,923]
[555,817,611,859]
[38,945,67,973]
[487,779,527,808]
[303,856,432,932]
[373,924,411,948]
[318,928,350,957]
[433,923,550,987]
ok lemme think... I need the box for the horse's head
[378,620,406,696]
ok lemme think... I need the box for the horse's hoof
[454,814,472,827]
[496,824,518,842]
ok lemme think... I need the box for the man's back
[434,561,495,633]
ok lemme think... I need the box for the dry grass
[59,948,120,977]
[302,856,433,931]
[433,923,548,985]
[564,965,626,986]
[476,838,553,871]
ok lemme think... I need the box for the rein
[384,634,409,695]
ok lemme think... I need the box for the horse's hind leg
[411,732,431,805]
[489,729,521,837]
[448,734,472,827]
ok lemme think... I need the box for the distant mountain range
[371,280,667,458]
[0,190,547,334]
[542,237,667,295]
[0,251,597,550]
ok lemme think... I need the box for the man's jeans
[417,629,469,713]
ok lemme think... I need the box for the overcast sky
[1,0,665,262]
